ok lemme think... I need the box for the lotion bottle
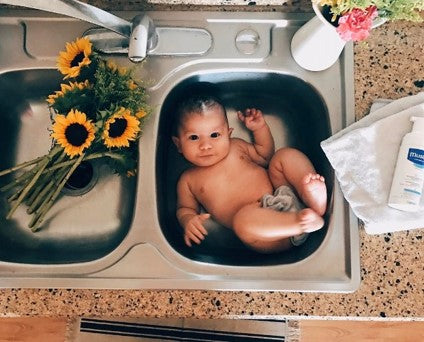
[388,116,424,211]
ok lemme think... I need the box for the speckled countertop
[0,0,423,319]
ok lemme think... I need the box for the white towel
[321,92,424,234]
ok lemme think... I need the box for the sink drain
[62,161,98,196]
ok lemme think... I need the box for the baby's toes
[302,173,313,184]
[309,173,325,183]
[312,174,325,182]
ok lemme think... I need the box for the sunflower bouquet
[0,37,150,232]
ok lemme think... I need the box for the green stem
[41,151,124,173]
[1,146,63,193]
[30,153,85,232]
[6,146,62,220]
[7,186,25,202]
[25,175,50,207]
[1,171,33,192]
[0,155,46,177]
[6,157,50,220]
[27,165,70,215]
[25,151,67,207]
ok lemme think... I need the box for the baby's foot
[297,208,324,233]
[300,173,327,216]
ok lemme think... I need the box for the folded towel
[321,92,424,234]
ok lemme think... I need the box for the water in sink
[0,69,135,264]
[156,71,334,266]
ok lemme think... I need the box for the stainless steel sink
[0,10,360,291]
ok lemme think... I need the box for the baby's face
[173,107,232,167]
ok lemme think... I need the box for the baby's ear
[172,136,182,153]
[229,127,234,136]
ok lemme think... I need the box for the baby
[172,94,327,253]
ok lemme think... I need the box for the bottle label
[407,148,424,168]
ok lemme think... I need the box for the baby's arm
[237,108,275,165]
[176,173,209,247]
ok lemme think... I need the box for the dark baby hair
[173,87,228,136]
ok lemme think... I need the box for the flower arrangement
[0,37,150,232]
[314,0,424,41]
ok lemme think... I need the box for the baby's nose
[199,139,212,150]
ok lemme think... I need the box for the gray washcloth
[262,185,308,246]
[262,185,304,212]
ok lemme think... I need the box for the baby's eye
[188,135,199,141]
[210,132,220,138]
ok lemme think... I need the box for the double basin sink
[0,10,359,291]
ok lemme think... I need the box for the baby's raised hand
[237,108,266,132]
[183,213,210,247]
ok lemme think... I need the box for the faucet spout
[0,0,132,37]
[128,14,157,63]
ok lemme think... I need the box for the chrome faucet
[0,0,157,62]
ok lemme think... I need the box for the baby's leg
[232,203,324,253]
[268,147,327,216]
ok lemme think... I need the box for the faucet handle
[128,14,158,63]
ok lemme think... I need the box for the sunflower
[102,108,141,148]
[135,108,148,119]
[128,80,138,90]
[47,80,90,105]
[51,109,95,157]
[107,60,127,75]
[57,37,92,79]
[106,60,118,72]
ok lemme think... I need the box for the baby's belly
[201,170,273,228]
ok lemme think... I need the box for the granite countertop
[0,0,423,319]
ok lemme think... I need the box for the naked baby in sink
[172,94,327,253]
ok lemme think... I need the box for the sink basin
[0,69,136,264]
[0,10,359,292]
[157,72,333,266]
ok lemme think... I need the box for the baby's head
[172,94,233,167]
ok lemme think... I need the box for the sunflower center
[109,118,128,138]
[71,52,85,67]
[65,123,89,146]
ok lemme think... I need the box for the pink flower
[336,6,378,42]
